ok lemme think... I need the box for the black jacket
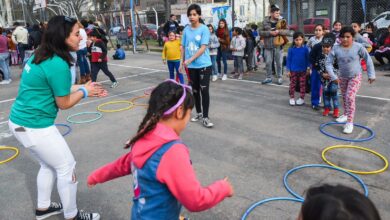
[163,20,179,36]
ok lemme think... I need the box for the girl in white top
[307,24,324,49]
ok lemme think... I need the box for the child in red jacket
[88,29,118,88]
[87,79,233,219]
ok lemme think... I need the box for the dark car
[289,17,331,35]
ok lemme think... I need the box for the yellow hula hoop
[322,145,389,175]
[130,95,149,107]
[97,100,134,113]
[0,146,19,164]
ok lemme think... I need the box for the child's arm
[157,144,232,212]
[325,49,338,82]
[236,37,246,51]
[87,151,133,186]
[305,47,311,74]
[162,43,167,63]
[286,48,292,73]
[359,46,376,82]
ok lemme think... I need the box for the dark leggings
[189,67,211,118]
[91,62,116,82]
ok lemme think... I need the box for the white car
[363,11,390,30]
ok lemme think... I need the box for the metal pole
[130,0,136,53]
[288,0,291,25]
[152,7,158,27]
[21,0,27,25]
[232,0,235,28]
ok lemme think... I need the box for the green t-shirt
[10,55,71,128]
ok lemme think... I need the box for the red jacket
[88,123,231,212]
[90,39,108,62]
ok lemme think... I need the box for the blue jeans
[323,82,339,109]
[217,48,228,75]
[167,60,184,84]
[76,48,90,76]
[311,68,322,107]
[210,55,218,76]
[0,52,10,80]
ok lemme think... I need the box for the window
[303,19,311,25]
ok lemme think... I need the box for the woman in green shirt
[9,16,106,220]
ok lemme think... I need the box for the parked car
[109,26,123,35]
[289,17,331,35]
[363,11,390,30]
[141,23,158,40]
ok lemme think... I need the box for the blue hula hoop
[319,122,375,142]
[241,197,303,220]
[55,123,72,136]
[66,112,103,124]
[283,164,369,201]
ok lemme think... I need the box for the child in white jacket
[230,27,246,80]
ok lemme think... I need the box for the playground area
[1,51,390,219]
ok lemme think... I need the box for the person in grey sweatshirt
[207,24,220,82]
[230,27,246,80]
[325,26,375,134]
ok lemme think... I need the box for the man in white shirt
[11,22,29,65]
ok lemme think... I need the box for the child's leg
[90,63,100,82]
[100,62,117,82]
[210,55,218,76]
[339,77,349,116]
[199,67,211,118]
[167,61,175,80]
[188,68,202,114]
[344,74,362,123]
[310,68,321,106]
[173,61,184,84]
[289,72,298,98]
[237,56,244,74]
[329,82,339,109]
[322,83,331,109]
[233,56,238,73]
[298,72,306,99]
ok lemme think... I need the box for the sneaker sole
[36,210,63,220]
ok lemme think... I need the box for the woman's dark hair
[80,19,88,28]
[207,24,215,33]
[340,26,355,38]
[218,19,229,36]
[177,25,184,34]
[187,4,202,17]
[315,24,325,31]
[301,184,381,220]
[32,24,40,31]
[125,81,195,149]
[33,16,77,66]
[233,27,242,35]
[333,20,342,27]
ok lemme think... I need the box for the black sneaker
[74,210,100,220]
[36,202,63,220]
[202,117,214,128]
[191,113,203,122]
[312,105,320,111]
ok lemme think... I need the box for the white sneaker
[336,114,348,123]
[343,122,354,134]
[221,74,227,81]
[212,75,218,82]
[289,98,295,106]
[0,79,12,84]
[296,98,304,105]
[191,113,203,122]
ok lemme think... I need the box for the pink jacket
[88,123,231,212]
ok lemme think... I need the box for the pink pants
[289,71,306,99]
[339,74,362,123]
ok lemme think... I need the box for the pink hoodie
[88,123,231,212]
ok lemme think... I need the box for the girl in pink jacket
[88,79,233,219]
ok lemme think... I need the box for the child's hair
[233,27,242,35]
[340,26,356,38]
[315,24,324,31]
[187,4,201,17]
[207,24,215,33]
[301,184,381,220]
[177,25,184,34]
[292,31,305,46]
[245,29,255,41]
[365,22,376,31]
[125,81,195,149]
[333,21,342,27]
[168,31,176,36]
[351,21,361,27]
[251,24,258,30]
[116,44,121,49]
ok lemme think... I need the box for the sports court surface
[1,51,390,219]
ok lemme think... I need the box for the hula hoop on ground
[67,112,103,124]
[322,145,389,175]
[55,123,72,137]
[241,197,303,220]
[97,100,134,113]
[0,146,19,164]
[144,88,154,96]
[319,122,375,142]
[283,164,368,201]
[130,95,149,107]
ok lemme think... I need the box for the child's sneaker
[238,74,243,80]
[221,74,227,81]
[212,75,218,82]
[202,117,214,128]
[289,98,295,106]
[191,113,203,122]
[333,108,339,118]
[261,78,272,84]
[277,78,283,85]
[343,122,354,134]
[296,98,305,105]
[36,202,63,220]
[336,114,347,123]
[323,108,330,116]
[110,81,118,88]
[73,210,100,220]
